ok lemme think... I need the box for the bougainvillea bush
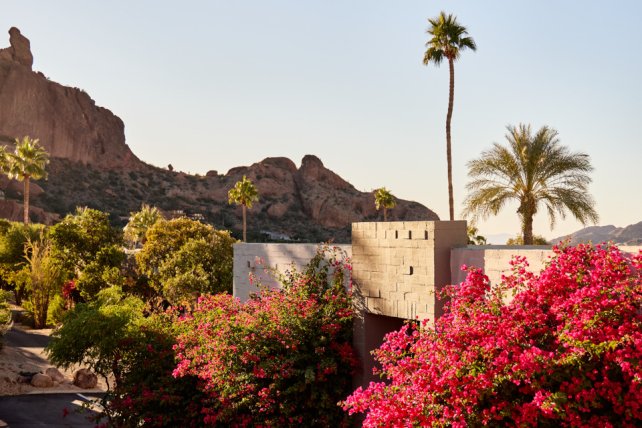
[173,246,357,427]
[343,244,642,427]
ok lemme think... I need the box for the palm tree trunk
[383,207,387,221]
[522,215,534,245]
[23,176,30,224]
[242,204,247,242]
[446,58,455,221]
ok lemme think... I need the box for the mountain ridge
[0,27,439,242]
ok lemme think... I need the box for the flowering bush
[173,246,357,426]
[343,244,642,427]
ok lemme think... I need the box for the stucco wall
[233,243,352,302]
[451,245,642,290]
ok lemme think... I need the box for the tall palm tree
[462,124,599,245]
[228,175,259,242]
[374,187,397,221]
[7,136,49,224]
[424,11,476,221]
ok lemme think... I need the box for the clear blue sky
[2,1,641,241]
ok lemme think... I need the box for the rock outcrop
[0,27,32,69]
[0,27,142,169]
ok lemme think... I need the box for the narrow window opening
[247,261,251,268]
[408,231,412,240]
[395,230,398,239]
[409,266,414,275]
[424,231,429,240]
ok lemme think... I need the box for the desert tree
[374,187,397,221]
[228,175,259,242]
[6,136,49,224]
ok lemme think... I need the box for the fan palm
[424,11,476,221]
[124,204,163,246]
[374,187,397,221]
[462,124,599,245]
[228,175,259,242]
[7,136,49,224]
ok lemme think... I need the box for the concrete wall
[233,243,351,302]
[451,245,642,290]
[351,221,468,387]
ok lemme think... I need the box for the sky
[2,1,641,242]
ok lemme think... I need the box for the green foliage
[0,221,46,304]
[48,207,124,300]
[47,286,145,382]
[227,175,259,209]
[0,290,12,338]
[123,204,163,246]
[46,294,67,326]
[506,234,549,245]
[23,239,65,328]
[6,136,50,223]
[136,218,236,303]
[373,187,396,221]
[467,224,487,245]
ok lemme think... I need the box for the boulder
[45,367,66,383]
[31,373,53,388]
[73,368,97,389]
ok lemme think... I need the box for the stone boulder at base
[45,367,66,383]
[73,368,97,389]
[31,373,53,388]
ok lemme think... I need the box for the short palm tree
[228,175,259,242]
[424,11,476,221]
[462,124,599,245]
[124,204,163,246]
[7,136,49,224]
[374,187,397,221]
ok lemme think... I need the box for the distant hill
[550,222,642,246]
[0,27,439,242]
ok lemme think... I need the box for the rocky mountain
[0,27,142,169]
[0,27,439,242]
[550,222,642,246]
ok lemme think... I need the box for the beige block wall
[233,243,352,302]
[352,221,468,321]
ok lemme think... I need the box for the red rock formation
[0,27,142,170]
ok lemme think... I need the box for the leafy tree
[373,187,397,221]
[136,218,235,303]
[21,238,65,328]
[123,204,163,247]
[343,244,642,426]
[6,136,49,224]
[48,207,124,300]
[0,221,45,304]
[463,124,598,245]
[424,12,476,221]
[228,175,259,242]
[506,234,548,245]
[47,286,145,387]
[467,224,487,245]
